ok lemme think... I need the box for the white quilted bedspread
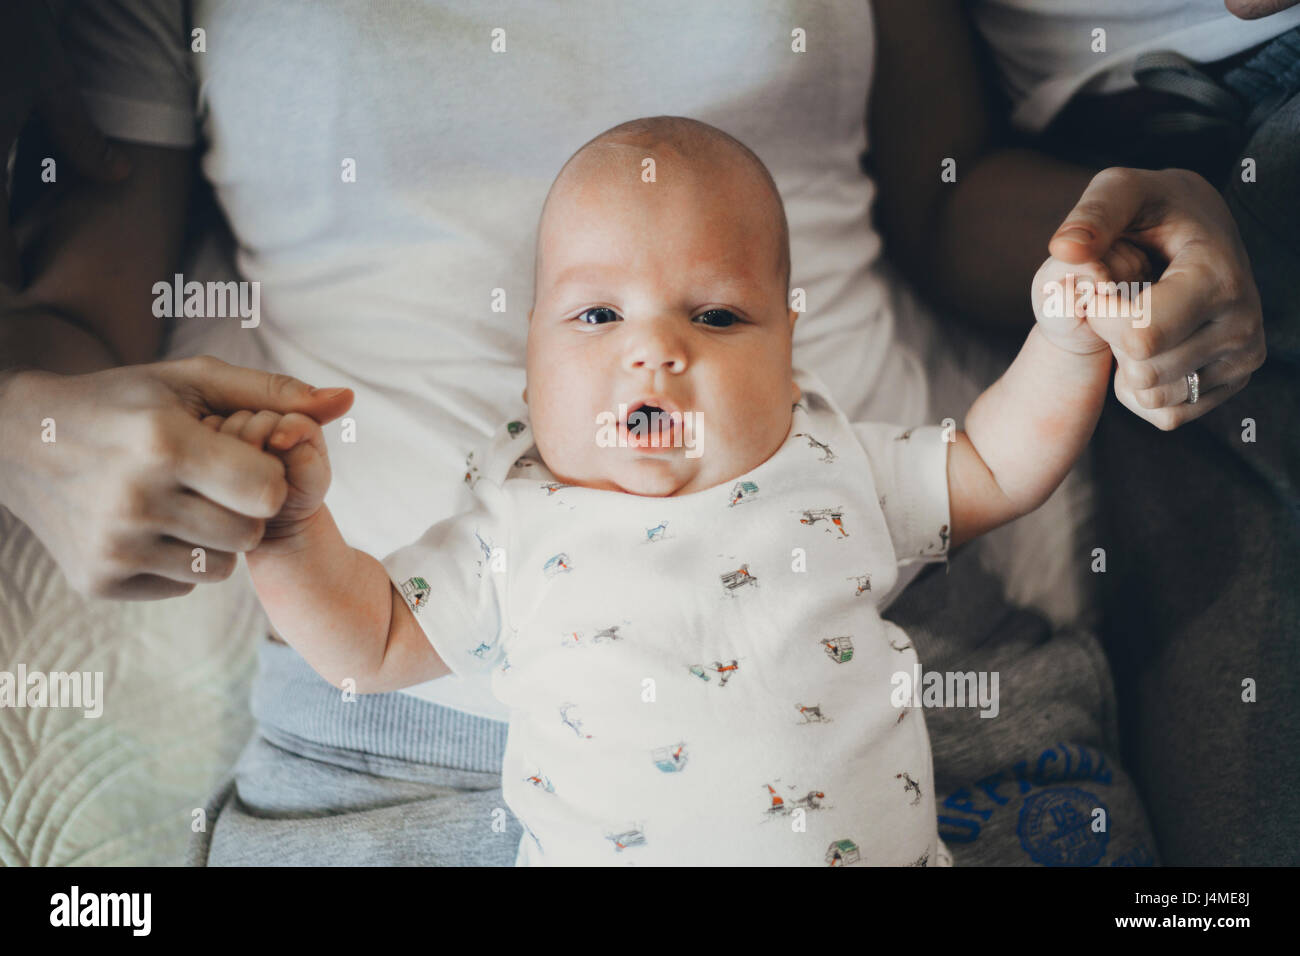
[0,506,263,866]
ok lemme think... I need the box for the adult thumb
[155,356,355,424]
[1048,168,1149,265]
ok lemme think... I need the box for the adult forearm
[895,149,1097,332]
[0,309,121,507]
[0,306,124,376]
[870,2,1103,334]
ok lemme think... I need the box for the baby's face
[525,152,799,497]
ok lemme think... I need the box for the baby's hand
[199,410,331,550]
[1031,239,1152,355]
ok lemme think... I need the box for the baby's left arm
[946,257,1119,550]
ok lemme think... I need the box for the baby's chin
[562,463,693,498]
[615,465,697,498]
[610,455,761,498]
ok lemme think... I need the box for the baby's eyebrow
[550,264,758,299]
[551,265,623,288]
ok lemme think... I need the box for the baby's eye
[694,309,740,328]
[576,307,620,325]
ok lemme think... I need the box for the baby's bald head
[523,117,801,500]
[533,116,791,305]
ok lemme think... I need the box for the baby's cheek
[535,421,591,474]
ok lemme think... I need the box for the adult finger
[1048,168,1154,265]
[137,535,239,584]
[95,574,197,602]
[1114,364,1251,430]
[1226,0,1300,20]
[1099,238,1152,283]
[170,423,289,518]
[1127,354,1242,409]
[159,488,267,553]
[90,532,238,592]
[1117,320,1264,406]
[154,356,354,424]
[1108,268,1208,361]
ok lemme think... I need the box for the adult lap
[201,736,520,867]
[192,638,519,866]
[884,533,1159,867]
[1090,92,1300,865]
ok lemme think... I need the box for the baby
[214,116,1124,866]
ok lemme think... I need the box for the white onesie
[382,367,953,866]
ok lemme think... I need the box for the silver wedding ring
[1186,371,1200,405]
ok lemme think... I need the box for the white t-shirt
[62,0,931,717]
[383,367,953,865]
[968,0,1300,131]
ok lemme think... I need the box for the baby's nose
[626,325,687,373]
[630,354,686,373]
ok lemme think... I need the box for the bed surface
[0,508,262,865]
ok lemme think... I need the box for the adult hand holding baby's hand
[1048,167,1264,429]
[1030,239,1152,356]
[0,356,353,600]
[199,410,333,554]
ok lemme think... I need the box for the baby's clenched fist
[199,410,331,551]
[1031,238,1152,356]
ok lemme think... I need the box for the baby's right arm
[205,409,449,693]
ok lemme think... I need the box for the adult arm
[870,0,1265,429]
[0,0,132,287]
[869,0,1093,331]
[2,141,189,371]
[0,141,353,600]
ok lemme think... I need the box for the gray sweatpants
[188,529,1157,867]
[191,646,521,866]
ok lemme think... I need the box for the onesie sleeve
[380,482,512,684]
[60,0,198,147]
[851,422,952,565]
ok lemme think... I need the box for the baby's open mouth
[618,398,684,450]
[627,404,666,436]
